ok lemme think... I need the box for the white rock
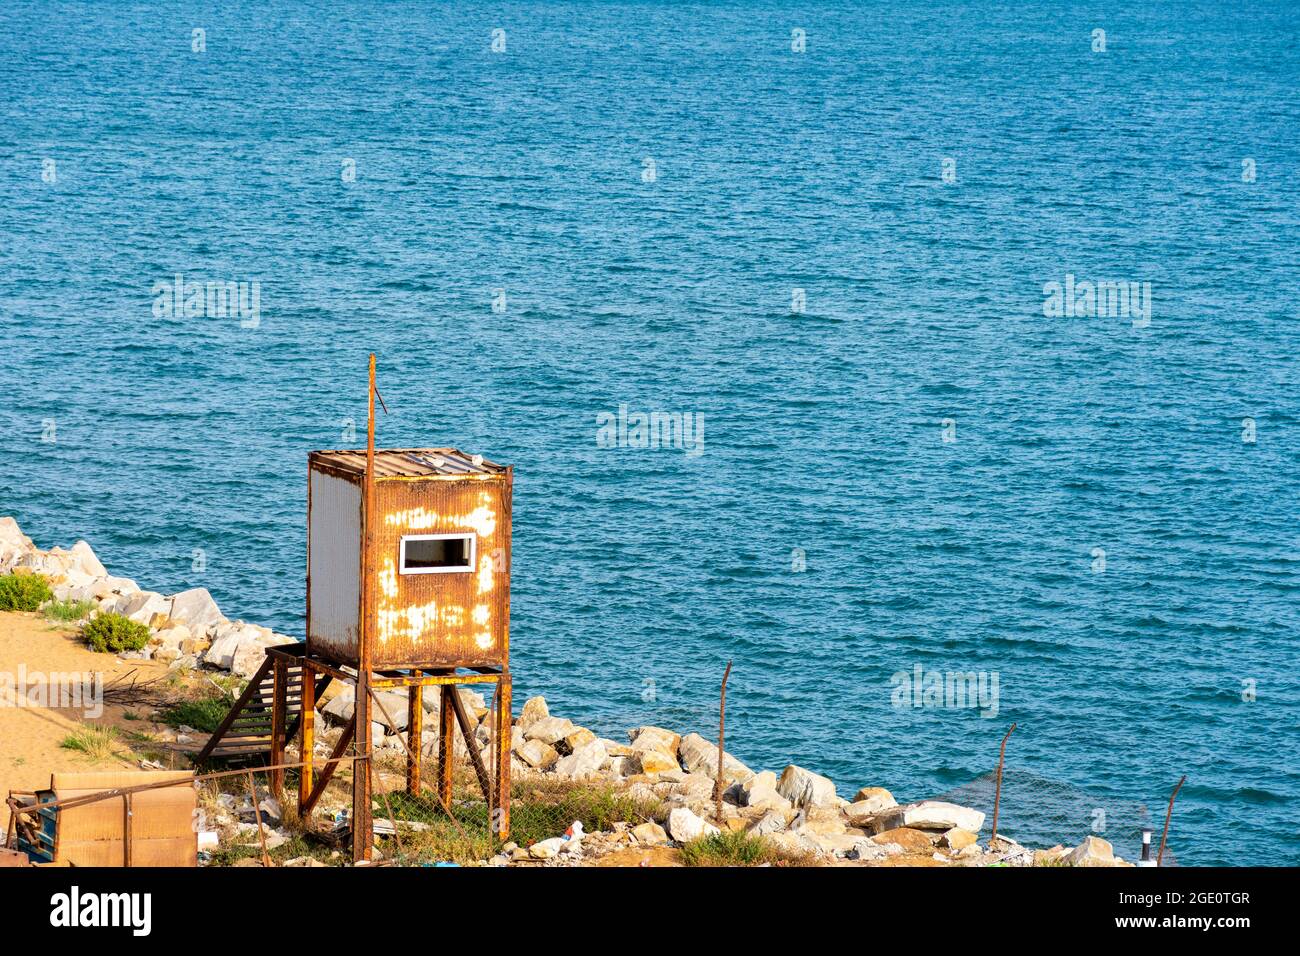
[0,517,32,551]
[890,801,985,834]
[628,727,680,755]
[632,821,668,845]
[92,576,139,600]
[524,715,575,745]
[230,641,272,679]
[166,587,225,631]
[776,765,839,808]
[529,837,565,859]
[1068,835,1115,867]
[515,738,558,769]
[847,840,889,862]
[68,540,108,578]
[666,807,719,843]
[322,687,356,724]
[116,590,169,624]
[677,733,754,784]
[152,624,192,650]
[516,695,549,730]
[368,690,410,732]
[553,739,607,780]
[750,810,789,836]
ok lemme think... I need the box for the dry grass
[680,829,819,867]
[59,723,122,760]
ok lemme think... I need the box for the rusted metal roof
[310,448,507,479]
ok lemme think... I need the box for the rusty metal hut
[200,356,513,863]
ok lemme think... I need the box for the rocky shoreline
[1,516,1133,867]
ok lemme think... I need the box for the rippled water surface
[2,2,1297,865]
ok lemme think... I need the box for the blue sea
[1,2,1297,866]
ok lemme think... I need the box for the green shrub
[0,573,53,611]
[159,696,231,733]
[82,612,150,654]
[44,598,96,622]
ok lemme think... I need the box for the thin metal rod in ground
[246,769,272,867]
[714,660,733,822]
[1157,775,1186,867]
[990,722,1016,844]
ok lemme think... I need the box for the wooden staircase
[195,644,332,765]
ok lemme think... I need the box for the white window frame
[398,533,477,575]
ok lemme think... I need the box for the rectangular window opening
[400,534,476,574]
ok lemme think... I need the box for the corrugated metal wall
[308,468,362,664]
[373,476,510,668]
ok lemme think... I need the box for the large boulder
[943,828,978,850]
[553,739,607,780]
[632,748,679,775]
[321,687,356,724]
[1068,835,1115,867]
[667,807,719,843]
[561,727,596,753]
[887,801,985,834]
[166,587,225,631]
[739,770,792,812]
[151,623,192,651]
[632,821,668,845]
[116,590,170,625]
[0,517,33,550]
[229,639,278,679]
[678,733,753,785]
[68,540,108,578]
[92,577,139,601]
[516,696,548,730]
[628,726,680,755]
[776,765,838,808]
[872,827,936,853]
[370,690,410,732]
[852,786,897,810]
[749,810,789,836]
[515,738,559,770]
[203,623,282,677]
[524,716,575,746]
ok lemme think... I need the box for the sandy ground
[0,610,172,830]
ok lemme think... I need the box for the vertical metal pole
[1157,775,1186,867]
[406,671,424,795]
[713,661,733,822]
[494,671,512,839]
[353,353,377,863]
[438,685,455,807]
[990,722,1016,845]
[298,664,316,814]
